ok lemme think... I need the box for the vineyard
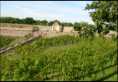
[0,35,117,81]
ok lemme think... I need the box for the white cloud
[1,1,94,24]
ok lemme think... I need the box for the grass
[0,35,117,81]
[0,36,16,48]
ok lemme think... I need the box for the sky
[1,1,94,24]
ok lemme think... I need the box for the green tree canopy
[23,17,36,24]
[85,1,118,33]
[40,20,48,25]
[0,17,49,25]
[62,22,73,26]
[48,21,53,26]
[74,22,96,38]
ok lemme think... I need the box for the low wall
[63,26,74,32]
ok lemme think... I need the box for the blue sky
[1,1,94,24]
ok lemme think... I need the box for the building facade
[51,20,74,33]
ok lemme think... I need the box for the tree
[16,18,25,24]
[74,22,96,38]
[40,20,48,25]
[35,20,41,25]
[74,22,82,31]
[0,17,16,23]
[23,17,36,24]
[62,22,73,26]
[48,21,54,26]
[85,1,118,33]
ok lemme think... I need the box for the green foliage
[85,1,118,32]
[74,22,96,38]
[0,17,18,23]
[31,35,80,49]
[0,35,117,81]
[0,17,74,27]
[39,20,48,25]
[62,22,73,26]
[0,36,15,48]
[23,17,35,24]
[74,22,81,31]
[48,21,53,26]
[0,17,48,25]
[35,20,41,25]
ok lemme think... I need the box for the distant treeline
[0,17,73,26]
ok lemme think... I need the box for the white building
[51,20,63,32]
[51,20,74,33]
